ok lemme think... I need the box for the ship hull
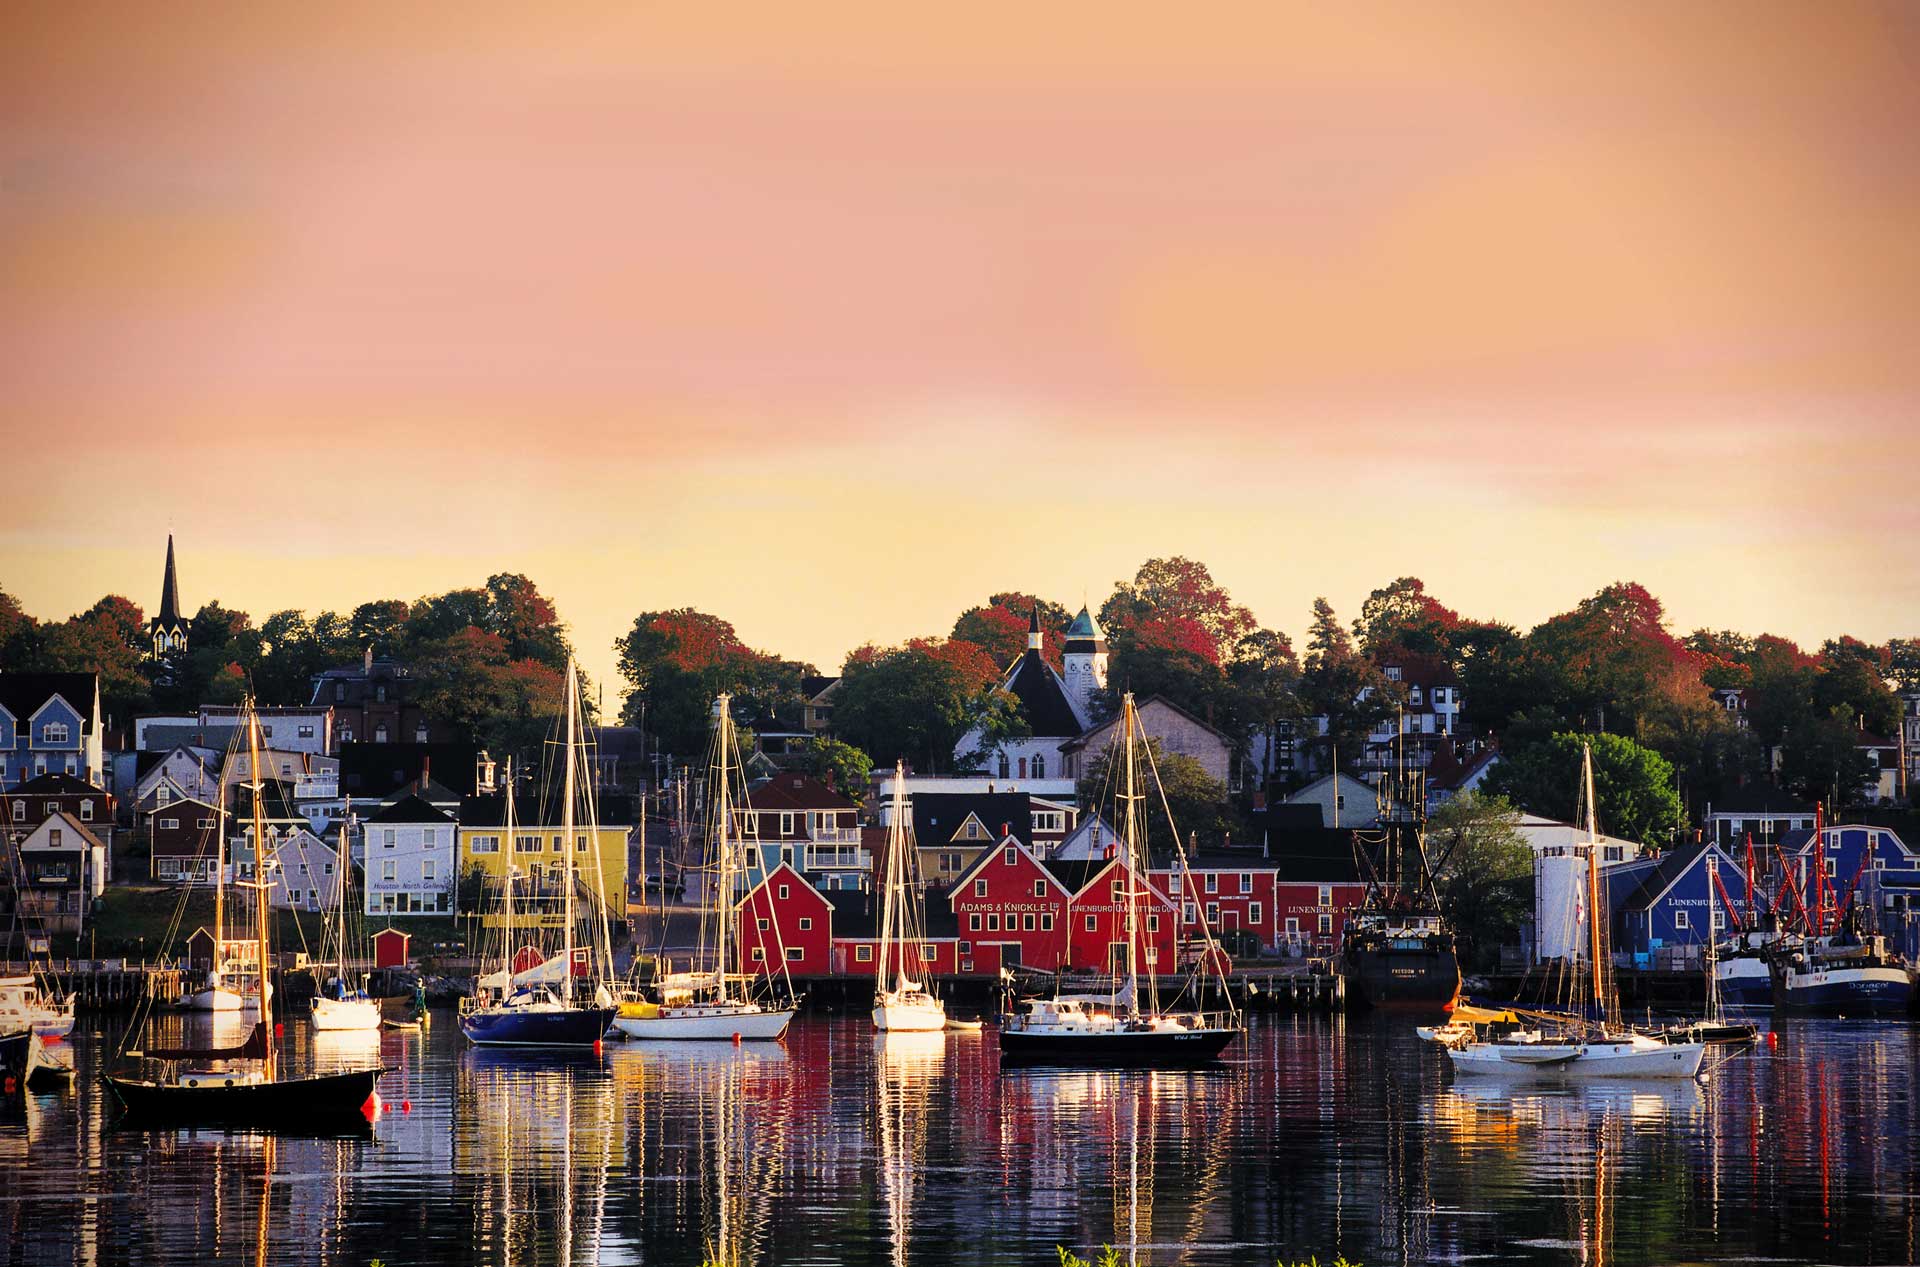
[611,1004,794,1042]
[1448,1037,1704,1079]
[459,1006,614,1048]
[106,1067,384,1127]
[1713,956,1774,1008]
[1341,945,1462,1012]
[1772,966,1911,1017]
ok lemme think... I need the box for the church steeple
[147,535,189,658]
[1026,605,1043,652]
[1061,603,1108,723]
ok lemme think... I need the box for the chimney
[420,755,431,794]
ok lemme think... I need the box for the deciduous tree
[1428,792,1532,970]
[1484,731,1684,847]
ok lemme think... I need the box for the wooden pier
[2,961,193,1012]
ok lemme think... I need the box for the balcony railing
[807,826,861,845]
[807,847,871,871]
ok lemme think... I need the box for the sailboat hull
[311,997,383,1032]
[1448,1037,1705,1079]
[611,1004,795,1041]
[459,1006,613,1048]
[998,1025,1238,1064]
[873,995,947,1033]
[106,1067,385,1126]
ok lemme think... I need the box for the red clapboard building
[737,863,834,976]
[1153,852,1366,956]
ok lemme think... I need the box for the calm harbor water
[2,1012,1918,1266]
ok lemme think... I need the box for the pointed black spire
[1027,605,1043,652]
[158,534,182,625]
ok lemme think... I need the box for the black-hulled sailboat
[999,693,1241,1063]
[1337,754,1461,1012]
[106,698,386,1126]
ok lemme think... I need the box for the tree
[832,642,990,773]
[1484,731,1684,847]
[1428,793,1532,970]
[348,599,411,655]
[956,689,1031,773]
[485,573,570,670]
[0,585,41,669]
[1352,577,1462,659]
[412,626,568,768]
[1633,660,1760,817]
[1074,736,1235,858]
[1779,707,1876,807]
[1098,557,1255,666]
[1299,598,1396,770]
[1887,638,1920,693]
[614,608,808,766]
[1224,628,1305,792]
[38,595,152,721]
[800,735,875,800]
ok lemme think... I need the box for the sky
[3,3,1917,698]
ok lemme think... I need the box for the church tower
[1061,604,1108,724]
[147,534,189,658]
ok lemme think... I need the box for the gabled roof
[20,811,105,852]
[364,794,455,825]
[138,724,239,754]
[1042,856,1114,896]
[802,676,841,702]
[10,772,102,796]
[1377,651,1462,691]
[1060,694,1228,754]
[739,861,831,913]
[229,779,306,823]
[744,773,859,813]
[999,650,1083,737]
[946,831,1064,897]
[1243,815,1368,882]
[0,673,99,727]
[911,791,1033,850]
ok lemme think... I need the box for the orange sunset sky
[3,3,1917,696]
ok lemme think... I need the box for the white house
[134,746,223,814]
[353,794,457,916]
[952,606,1108,784]
[232,826,342,912]
[1278,773,1383,829]
[14,811,108,933]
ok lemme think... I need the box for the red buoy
[1766,1031,1778,1049]
[401,1099,412,1113]
[732,1032,741,1045]
[274,1022,285,1039]
[593,1038,603,1055]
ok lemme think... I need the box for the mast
[246,700,276,1078]
[881,762,906,995]
[1123,694,1141,1011]
[502,758,517,983]
[561,656,579,994]
[1582,743,1608,1029]
[714,695,734,1003]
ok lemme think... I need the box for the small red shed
[372,927,412,970]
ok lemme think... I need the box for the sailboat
[1447,743,1705,1079]
[311,812,380,1032]
[1659,855,1759,1045]
[612,694,798,1041]
[999,693,1242,1063]
[179,786,272,1013]
[106,697,387,1125]
[872,762,945,1033]
[459,661,617,1048]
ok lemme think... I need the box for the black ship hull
[107,1067,385,1129]
[998,1026,1239,1065]
[1341,944,1462,1012]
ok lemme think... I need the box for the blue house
[1616,841,1760,959]
[0,672,106,791]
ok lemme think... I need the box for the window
[159,817,179,831]
[1031,755,1045,779]
[576,835,588,853]
[1040,913,1054,931]
[1239,873,1252,895]
[373,724,389,743]
[975,879,988,898]
[778,884,790,900]
[382,830,396,849]
[1318,885,1332,907]
[1168,874,1182,895]
[1318,913,1331,935]
[288,889,302,905]
[1023,913,1036,931]
[1674,909,1690,929]
[335,684,345,702]
[1711,910,1725,930]
[155,787,171,806]
[280,763,291,777]
[987,914,1000,931]
[786,947,804,961]
[1111,880,1124,902]
[1204,873,1217,894]
[10,801,22,821]
[48,829,62,846]
[798,917,813,931]
[921,945,937,963]
[298,725,315,739]
[325,863,334,875]
[779,812,794,836]
[340,727,353,742]
[969,913,981,931]
[414,726,429,743]
[1147,914,1159,933]
[515,835,541,853]
[1084,915,1096,932]
[1183,902,1196,925]
[1032,879,1046,898]
[42,722,69,743]
[997,754,1010,778]
[1033,811,1065,833]
[424,830,437,849]
[959,941,972,954]
[751,947,766,963]
[1205,902,1219,926]
[382,861,396,882]
[1145,948,1158,965]
[79,800,94,821]
[1017,757,1027,779]
[1286,917,1300,935]
[1248,902,1263,925]
[1003,846,1016,866]
[471,835,500,854]
[422,860,436,882]
[198,817,216,829]
[855,945,873,963]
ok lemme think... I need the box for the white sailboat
[613,694,797,1042]
[0,778,77,1037]
[181,779,270,1013]
[1447,744,1705,1080]
[872,762,945,1033]
[311,811,379,1032]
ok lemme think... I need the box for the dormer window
[42,722,69,743]
[1384,666,1402,682]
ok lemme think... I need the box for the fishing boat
[1337,744,1461,1012]
[1447,744,1705,1080]
[1764,811,1912,1016]
[872,762,945,1033]
[612,695,798,1042]
[999,693,1241,1064]
[0,974,75,1038]
[106,699,387,1126]
[311,812,380,1032]
[458,665,618,1049]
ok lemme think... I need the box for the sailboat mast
[561,657,579,987]
[246,701,275,1077]
[882,762,906,994]
[715,696,733,999]
[1583,744,1607,1027]
[503,758,517,982]
[1123,694,1141,1009]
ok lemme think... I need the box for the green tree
[349,599,411,655]
[485,573,570,669]
[1299,598,1396,771]
[39,594,152,721]
[1779,706,1876,806]
[955,688,1031,772]
[800,735,875,800]
[1352,576,1462,659]
[1428,792,1532,970]
[832,642,988,773]
[1484,731,1684,847]
[0,585,40,667]
[1074,735,1235,858]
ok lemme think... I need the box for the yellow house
[458,792,630,927]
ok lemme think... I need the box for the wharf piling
[2,962,193,1012]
